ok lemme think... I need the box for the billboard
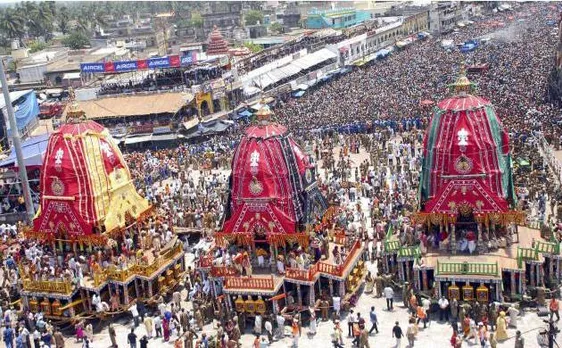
[80,53,196,74]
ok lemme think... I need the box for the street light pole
[0,59,35,222]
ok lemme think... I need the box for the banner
[80,54,192,74]
[181,53,197,66]
[113,60,138,72]
[80,63,105,73]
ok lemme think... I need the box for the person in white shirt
[264,318,273,342]
[129,302,139,327]
[384,286,394,311]
[438,296,449,322]
[333,296,341,318]
[347,310,356,337]
[153,315,162,338]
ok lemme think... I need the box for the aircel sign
[79,55,186,74]
[80,63,105,73]
[113,61,138,72]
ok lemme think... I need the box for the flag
[385,223,393,240]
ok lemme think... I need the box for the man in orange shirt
[550,297,560,322]
[416,305,427,329]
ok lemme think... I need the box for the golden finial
[255,99,273,124]
[65,87,86,122]
[448,62,476,96]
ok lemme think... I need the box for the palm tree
[57,6,70,35]
[35,2,55,40]
[0,7,26,44]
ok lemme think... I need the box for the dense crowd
[97,70,186,96]
[276,5,561,147]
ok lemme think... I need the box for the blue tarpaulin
[232,109,253,120]
[0,133,49,167]
[238,110,253,117]
[292,90,305,98]
[339,67,352,74]
[375,49,391,59]
[0,90,40,136]
[460,40,478,53]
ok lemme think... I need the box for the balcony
[225,275,276,290]
[22,279,74,295]
[100,243,184,283]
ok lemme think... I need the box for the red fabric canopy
[34,120,130,236]
[423,179,509,214]
[244,123,287,139]
[222,203,297,235]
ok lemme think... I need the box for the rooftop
[62,92,192,120]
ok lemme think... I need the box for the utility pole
[0,59,35,221]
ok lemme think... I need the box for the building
[44,47,130,87]
[153,12,176,56]
[275,6,301,28]
[402,10,430,35]
[305,7,374,29]
[201,2,243,36]
[329,17,404,66]
[429,2,463,34]
[15,48,68,84]
[99,13,177,55]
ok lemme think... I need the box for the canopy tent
[1,90,40,136]
[184,119,233,139]
[0,133,49,168]
[252,48,337,89]
[151,133,178,142]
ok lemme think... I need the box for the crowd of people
[97,70,186,96]
[276,5,561,147]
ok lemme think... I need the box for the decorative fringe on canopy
[214,232,310,248]
[412,210,526,226]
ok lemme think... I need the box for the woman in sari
[163,317,170,342]
[495,311,508,341]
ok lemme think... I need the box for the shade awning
[63,72,82,80]
[124,135,153,145]
[250,48,337,89]
[0,133,49,168]
[151,133,178,142]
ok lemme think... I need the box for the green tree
[61,32,90,49]
[269,22,283,34]
[28,40,47,53]
[190,11,204,40]
[57,6,70,35]
[245,10,264,26]
[243,42,263,53]
[0,7,26,42]
[190,11,203,28]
